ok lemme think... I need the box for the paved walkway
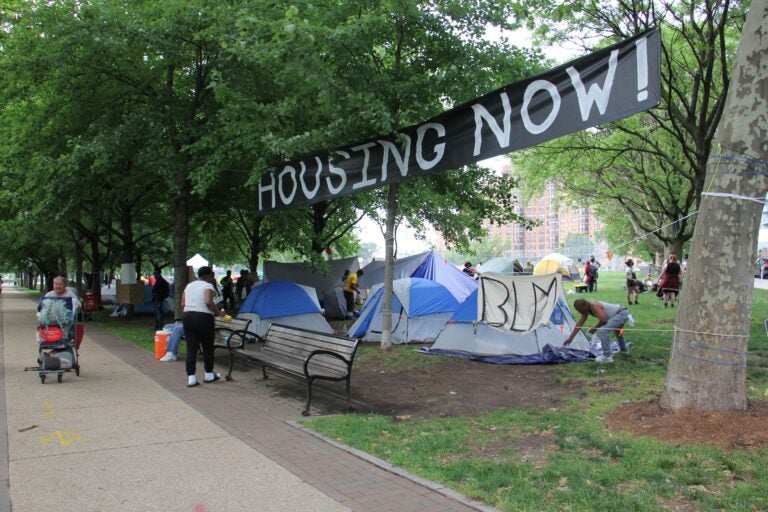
[0,287,483,512]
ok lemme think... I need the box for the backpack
[588,265,598,278]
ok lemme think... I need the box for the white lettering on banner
[379,136,412,181]
[472,92,512,156]
[326,150,349,194]
[521,80,561,134]
[258,173,276,211]
[278,165,297,205]
[299,157,323,199]
[351,142,378,190]
[415,123,446,170]
[635,38,648,101]
[566,50,618,121]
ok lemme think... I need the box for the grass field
[305,272,768,512]
[52,274,768,511]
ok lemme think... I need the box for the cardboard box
[116,283,146,304]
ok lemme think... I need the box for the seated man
[158,321,184,362]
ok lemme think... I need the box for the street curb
[288,419,502,512]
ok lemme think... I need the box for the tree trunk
[173,168,192,319]
[380,183,398,352]
[661,0,768,411]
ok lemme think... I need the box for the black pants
[343,290,355,315]
[183,312,214,376]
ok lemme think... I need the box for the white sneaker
[159,352,177,362]
[594,355,614,363]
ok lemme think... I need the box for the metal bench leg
[226,350,235,381]
[345,378,352,412]
[303,378,314,416]
[261,365,269,380]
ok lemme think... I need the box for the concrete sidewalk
[0,287,483,512]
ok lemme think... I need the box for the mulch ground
[277,352,768,451]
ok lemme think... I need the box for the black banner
[258,29,661,213]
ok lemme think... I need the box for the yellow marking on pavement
[39,431,82,447]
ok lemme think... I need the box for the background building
[483,164,605,265]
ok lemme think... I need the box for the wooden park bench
[213,316,253,366]
[227,323,360,416]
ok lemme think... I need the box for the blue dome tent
[238,281,333,339]
[347,278,460,343]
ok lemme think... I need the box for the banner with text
[478,273,562,333]
[258,29,660,213]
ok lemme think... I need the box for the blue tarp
[420,344,593,364]
[239,281,320,319]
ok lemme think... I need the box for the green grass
[30,276,768,511]
[305,272,768,512]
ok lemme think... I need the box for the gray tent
[264,257,360,317]
[476,257,524,275]
[264,256,360,291]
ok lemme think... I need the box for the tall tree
[661,0,766,411]
[515,0,747,259]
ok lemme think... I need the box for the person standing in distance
[343,269,364,318]
[182,266,225,387]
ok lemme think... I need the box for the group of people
[624,253,683,307]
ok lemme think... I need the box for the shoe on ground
[159,352,177,362]
[594,355,614,363]
[671,303,675,308]
[634,301,639,305]
[204,373,221,383]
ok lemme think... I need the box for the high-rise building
[483,164,605,263]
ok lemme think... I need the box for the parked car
[755,258,768,279]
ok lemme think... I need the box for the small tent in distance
[533,253,581,281]
[477,257,524,275]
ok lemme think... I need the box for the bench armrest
[303,350,352,379]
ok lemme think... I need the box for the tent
[533,253,581,281]
[237,281,333,339]
[264,257,360,320]
[264,256,359,292]
[476,257,524,275]
[347,278,460,343]
[186,253,209,270]
[424,280,591,364]
[358,251,477,302]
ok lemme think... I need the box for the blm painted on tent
[258,29,660,213]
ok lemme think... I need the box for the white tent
[186,253,209,270]
[425,274,591,363]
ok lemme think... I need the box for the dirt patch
[252,348,768,452]
[605,398,768,451]
[350,357,582,419]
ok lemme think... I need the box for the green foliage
[512,0,747,258]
